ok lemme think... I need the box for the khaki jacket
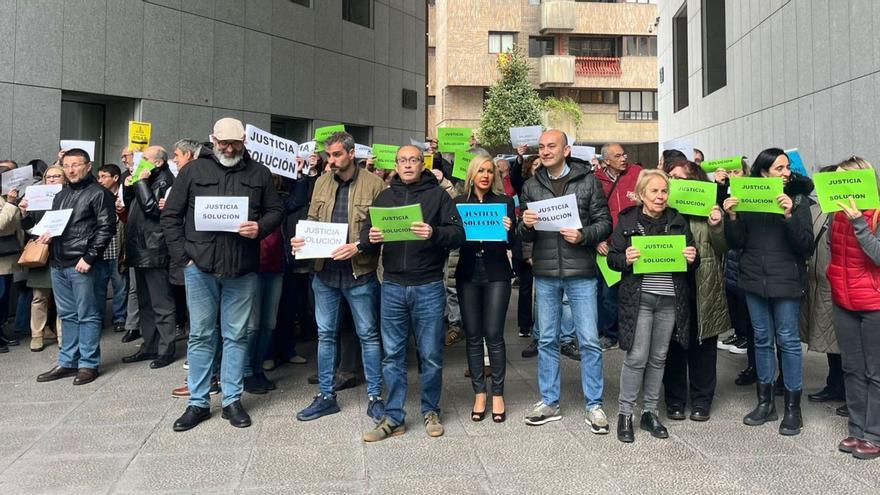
[0,199,24,275]
[307,167,385,278]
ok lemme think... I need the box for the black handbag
[0,233,21,257]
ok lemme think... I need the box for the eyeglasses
[396,157,422,165]
[215,140,243,150]
[45,174,64,179]
[61,162,87,169]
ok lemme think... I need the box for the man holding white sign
[35,148,116,387]
[290,132,387,424]
[162,117,282,432]
[518,129,612,432]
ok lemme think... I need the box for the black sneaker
[256,373,276,391]
[296,393,340,421]
[518,328,531,338]
[244,375,268,395]
[600,337,619,351]
[173,405,211,432]
[717,333,738,350]
[521,341,538,358]
[174,325,187,341]
[561,341,581,361]
[735,366,757,386]
[728,337,747,355]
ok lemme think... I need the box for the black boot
[617,414,634,443]
[743,382,778,426]
[779,389,803,436]
[639,411,669,439]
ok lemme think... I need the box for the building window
[343,0,371,28]
[289,0,309,7]
[427,95,436,105]
[702,0,727,96]
[568,37,619,57]
[578,90,617,104]
[271,116,310,143]
[528,36,555,57]
[623,36,657,57]
[536,89,555,100]
[488,32,516,54]
[618,91,658,120]
[673,3,689,112]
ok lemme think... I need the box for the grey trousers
[135,267,176,357]
[618,292,676,416]
[833,304,880,443]
[125,267,140,331]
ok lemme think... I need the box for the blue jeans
[51,262,108,369]
[597,279,618,340]
[534,293,575,344]
[0,274,11,328]
[245,272,284,378]
[744,294,803,391]
[381,280,446,425]
[106,260,127,324]
[535,276,603,408]
[14,281,31,333]
[184,264,257,408]
[313,274,383,398]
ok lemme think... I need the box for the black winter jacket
[608,206,699,352]
[361,171,465,285]
[453,191,515,282]
[517,163,612,278]
[724,174,814,299]
[50,173,117,268]
[161,151,283,278]
[124,165,174,268]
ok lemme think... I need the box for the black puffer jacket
[607,206,699,352]
[724,174,814,299]
[360,171,465,286]
[517,163,612,278]
[124,165,174,268]
[50,173,116,268]
[161,150,283,278]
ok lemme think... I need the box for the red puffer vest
[827,210,880,311]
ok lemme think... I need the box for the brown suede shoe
[73,368,99,386]
[36,366,78,382]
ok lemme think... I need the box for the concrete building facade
[429,0,659,164]
[0,0,426,167]
[658,0,880,170]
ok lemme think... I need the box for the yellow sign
[424,154,434,170]
[128,121,152,152]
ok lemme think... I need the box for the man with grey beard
[161,118,283,431]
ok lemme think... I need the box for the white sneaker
[524,401,562,426]
[586,405,610,435]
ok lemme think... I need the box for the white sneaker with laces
[586,405,610,434]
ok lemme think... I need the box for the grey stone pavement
[0,295,878,495]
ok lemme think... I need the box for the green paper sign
[596,254,621,287]
[729,177,785,214]
[437,127,472,152]
[129,158,155,185]
[813,168,880,213]
[701,156,744,172]
[631,235,687,274]
[668,179,716,217]
[372,144,400,170]
[314,124,346,152]
[369,204,424,242]
[453,151,476,180]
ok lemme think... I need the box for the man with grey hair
[173,139,202,170]
[121,145,178,369]
[292,131,387,423]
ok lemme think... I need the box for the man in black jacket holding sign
[162,118,282,432]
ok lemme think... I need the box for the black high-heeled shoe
[492,410,506,423]
[471,409,486,422]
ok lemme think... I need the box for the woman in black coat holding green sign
[607,168,699,443]
[661,161,729,423]
[723,148,814,436]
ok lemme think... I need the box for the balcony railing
[575,57,622,77]
[618,110,658,121]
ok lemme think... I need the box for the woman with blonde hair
[826,156,880,460]
[19,165,67,351]
[453,155,515,423]
[607,169,698,442]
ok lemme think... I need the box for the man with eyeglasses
[35,148,116,386]
[291,131,386,423]
[162,118,283,431]
[360,145,464,442]
[594,143,642,351]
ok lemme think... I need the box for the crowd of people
[0,118,876,460]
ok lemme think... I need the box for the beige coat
[800,204,837,353]
[0,198,24,275]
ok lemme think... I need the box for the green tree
[477,48,544,150]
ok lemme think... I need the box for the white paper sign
[294,220,349,260]
[509,126,542,148]
[570,145,596,162]
[1,165,34,194]
[193,196,248,232]
[24,184,62,211]
[527,194,583,231]
[131,152,143,174]
[167,160,179,177]
[298,141,316,159]
[60,140,96,162]
[662,137,695,161]
[30,208,73,237]
[355,144,373,160]
[566,134,576,146]
[245,124,300,180]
